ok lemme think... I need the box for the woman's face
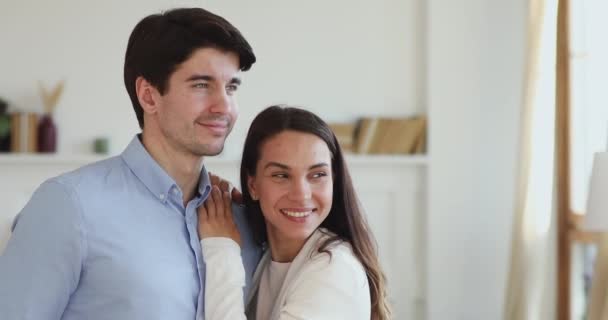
[248,130,333,245]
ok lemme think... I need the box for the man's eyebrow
[185,75,241,85]
[186,74,213,82]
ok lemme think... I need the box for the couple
[0,8,391,320]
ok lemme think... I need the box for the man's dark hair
[124,8,256,129]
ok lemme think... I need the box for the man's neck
[141,131,203,205]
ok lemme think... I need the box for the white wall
[0,0,423,157]
[1,0,533,318]
[1,1,426,318]
[427,1,526,319]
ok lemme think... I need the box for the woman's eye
[311,172,328,179]
[272,173,288,179]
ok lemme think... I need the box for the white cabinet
[346,157,427,319]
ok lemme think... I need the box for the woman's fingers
[205,188,217,219]
[209,172,220,187]
[197,201,208,239]
[222,191,232,222]
[197,204,208,224]
[211,186,223,220]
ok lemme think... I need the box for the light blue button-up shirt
[0,135,261,320]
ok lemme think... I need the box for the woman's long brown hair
[240,105,392,320]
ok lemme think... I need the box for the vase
[38,114,57,153]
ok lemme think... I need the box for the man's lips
[198,121,229,134]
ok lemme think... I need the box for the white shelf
[0,153,428,166]
[344,154,428,166]
[0,153,109,165]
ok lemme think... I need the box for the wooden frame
[556,0,601,319]
[555,0,572,317]
[570,213,602,244]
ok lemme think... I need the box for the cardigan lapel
[245,228,335,320]
[246,250,271,319]
[268,229,330,320]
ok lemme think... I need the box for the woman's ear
[247,175,258,201]
[135,76,159,114]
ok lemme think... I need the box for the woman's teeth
[282,210,313,218]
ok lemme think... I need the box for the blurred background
[1,1,607,319]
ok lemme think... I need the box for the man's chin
[191,143,224,157]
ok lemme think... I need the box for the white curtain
[504,0,559,319]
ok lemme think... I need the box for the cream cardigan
[201,228,371,320]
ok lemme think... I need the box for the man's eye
[272,173,288,179]
[193,83,209,89]
[226,84,239,92]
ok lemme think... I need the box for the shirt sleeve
[278,247,372,320]
[0,180,86,320]
[201,237,247,320]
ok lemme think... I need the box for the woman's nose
[288,178,312,201]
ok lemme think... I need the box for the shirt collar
[121,135,212,204]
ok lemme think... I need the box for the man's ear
[135,76,160,114]
[247,175,258,201]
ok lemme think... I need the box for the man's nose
[209,88,231,114]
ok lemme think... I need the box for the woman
[198,105,391,320]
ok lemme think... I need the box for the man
[0,8,261,319]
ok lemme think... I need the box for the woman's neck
[268,232,306,262]
[266,229,309,263]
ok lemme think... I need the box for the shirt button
[159,193,165,200]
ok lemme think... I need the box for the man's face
[154,47,241,156]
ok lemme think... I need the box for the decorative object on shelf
[37,80,64,153]
[93,137,109,155]
[583,150,608,320]
[0,98,10,152]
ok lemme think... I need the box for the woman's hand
[198,186,242,246]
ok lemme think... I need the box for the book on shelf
[412,119,427,154]
[353,118,379,154]
[10,112,39,153]
[354,116,427,155]
[329,123,356,152]
[391,116,426,154]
